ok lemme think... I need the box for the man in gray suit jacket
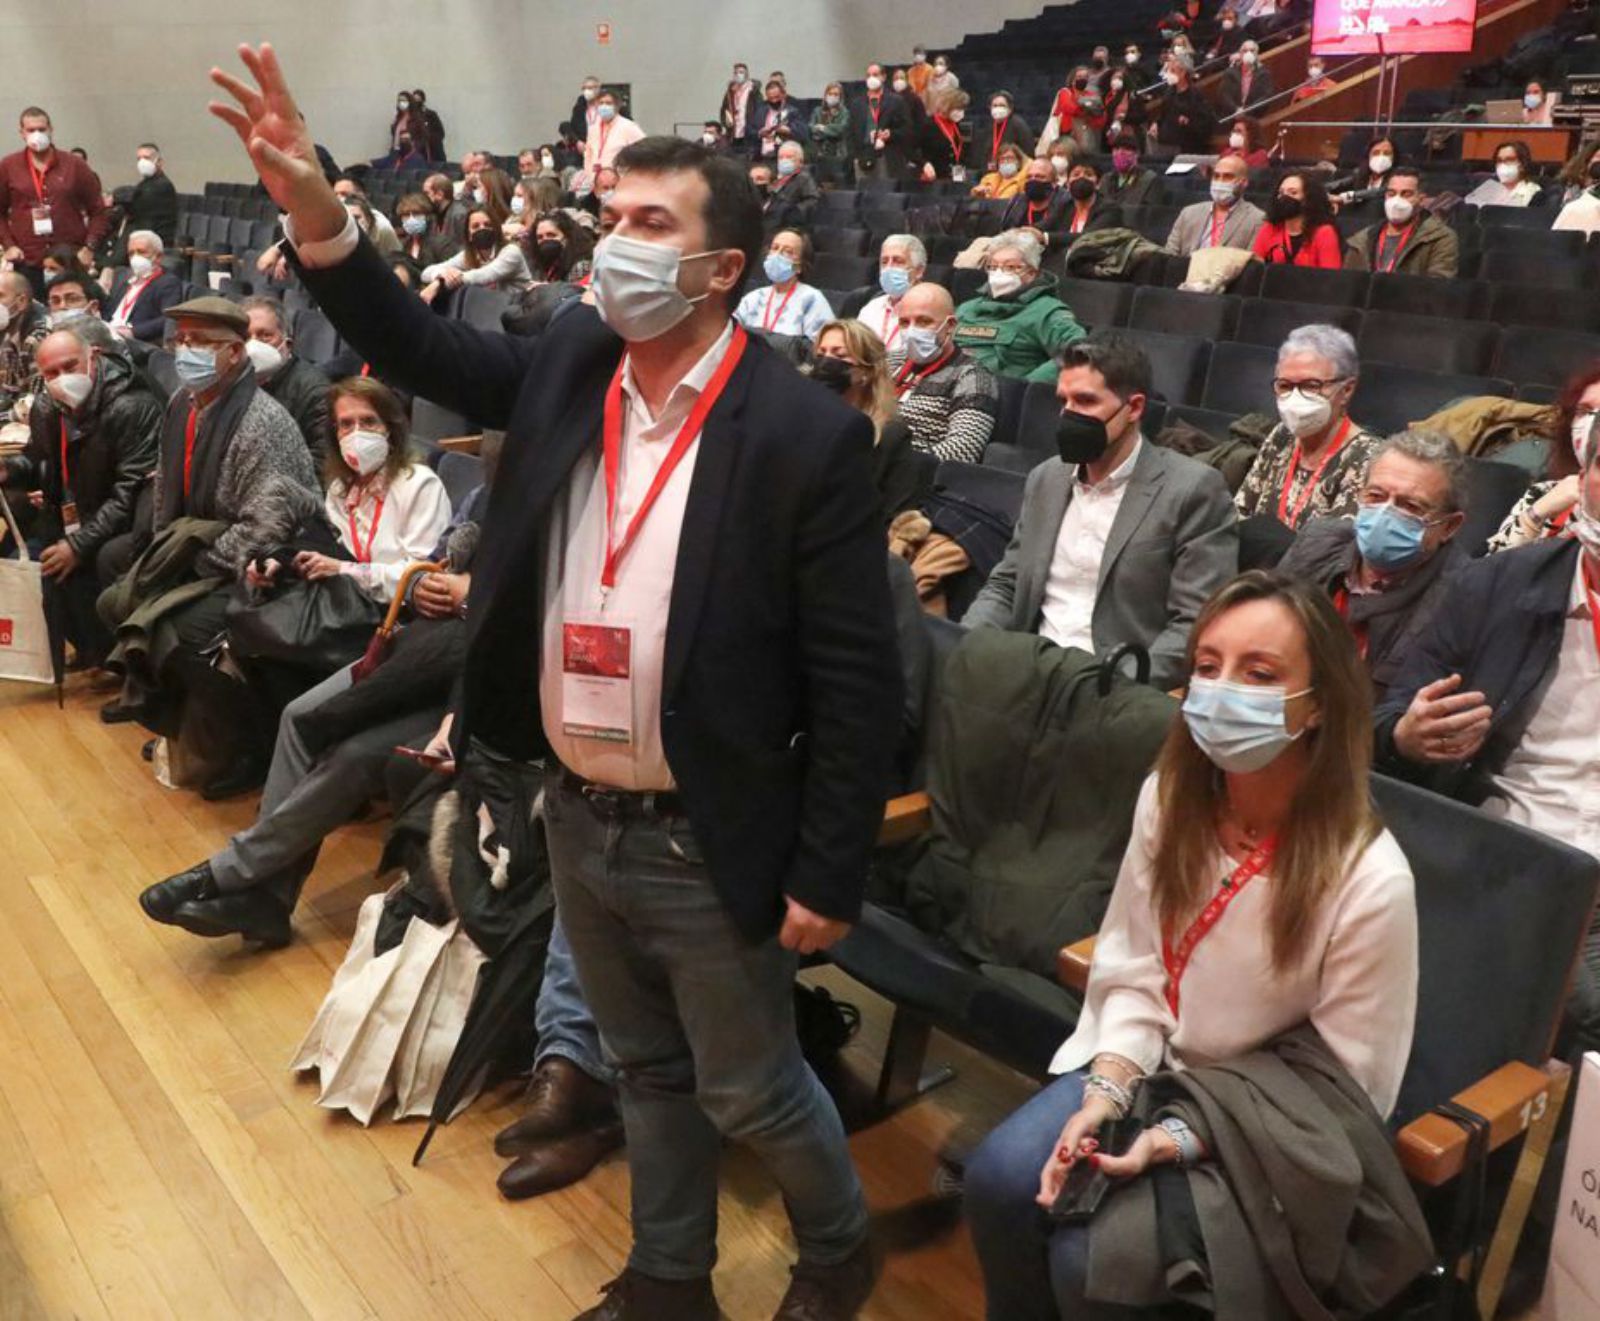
[964,335,1238,689]
[1165,152,1265,258]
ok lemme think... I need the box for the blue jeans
[542,771,866,1280]
[533,915,612,1086]
[965,1072,1147,1321]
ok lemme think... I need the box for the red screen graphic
[1312,0,1479,55]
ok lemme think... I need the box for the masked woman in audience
[1330,135,1398,223]
[1252,170,1342,268]
[1486,361,1600,552]
[1048,68,1106,155]
[42,244,91,285]
[920,91,971,182]
[810,319,920,524]
[1522,79,1558,127]
[522,209,593,285]
[1223,115,1272,170]
[1464,140,1542,208]
[971,142,1032,201]
[733,229,834,343]
[965,571,1421,1320]
[393,192,455,269]
[1557,142,1600,206]
[420,206,534,303]
[809,82,855,188]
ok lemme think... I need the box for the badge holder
[561,618,634,745]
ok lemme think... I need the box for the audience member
[1235,325,1381,529]
[1295,55,1336,102]
[1101,67,1146,146]
[332,179,400,254]
[811,319,921,522]
[984,92,1038,171]
[423,171,468,246]
[1330,135,1398,220]
[809,84,854,187]
[584,91,645,178]
[412,89,446,162]
[1252,170,1342,268]
[0,270,46,410]
[394,191,456,268]
[858,234,925,357]
[524,210,594,284]
[1165,153,1265,256]
[422,207,535,300]
[1464,140,1541,208]
[45,271,104,330]
[102,230,182,344]
[891,283,1000,464]
[1204,6,1246,61]
[1225,115,1273,170]
[967,571,1417,1318]
[41,243,90,284]
[127,143,178,246]
[925,54,961,113]
[4,324,160,667]
[1099,133,1164,207]
[567,75,603,143]
[761,142,820,234]
[1523,79,1558,127]
[1344,167,1459,277]
[964,334,1237,686]
[1047,69,1105,154]
[853,63,918,184]
[1154,53,1215,154]
[0,107,109,296]
[720,63,760,154]
[1059,161,1123,240]
[1487,362,1597,552]
[953,230,1086,383]
[919,92,970,181]
[1280,431,1467,687]
[1122,42,1154,90]
[385,90,428,167]
[734,229,833,342]
[754,79,809,164]
[1044,139,1077,185]
[971,143,1031,200]
[1557,142,1600,206]
[242,296,331,466]
[906,46,933,101]
[1215,40,1276,118]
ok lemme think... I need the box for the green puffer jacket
[952,272,1087,384]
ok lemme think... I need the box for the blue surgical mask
[776,158,798,177]
[903,324,944,365]
[879,265,911,298]
[1181,676,1313,773]
[764,252,796,285]
[401,214,428,236]
[174,344,222,391]
[1354,502,1431,572]
[1210,180,1239,207]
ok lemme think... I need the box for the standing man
[0,107,110,296]
[851,63,916,187]
[211,43,900,1321]
[583,90,646,179]
[128,143,179,246]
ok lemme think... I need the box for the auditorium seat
[1015,380,1064,464]
[1493,325,1600,388]
[411,397,473,443]
[1476,250,1595,289]
[1200,341,1280,417]
[1127,287,1240,340]
[992,374,1030,450]
[1458,459,1533,559]
[950,267,986,305]
[1054,277,1132,331]
[1479,225,1586,257]
[289,307,340,365]
[809,253,876,292]
[1489,283,1600,333]
[1358,310,1500,376]
[1159,403,1238,445]
[1351,363,1515,437]
[1234,297,1362,348]
[1474,204,1556,230]
[1366,273,1491,322]
[1259,264,1371,309]
[814,225,870,256]
[1118,329,1212,406]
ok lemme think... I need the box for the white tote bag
[0,497,57,685]
[391,923,487,1121]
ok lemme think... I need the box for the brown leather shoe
[573,1268,719,1320]
[493,1057,616,1157]
[771,1239,879,1320]
[496,1121,624,1201]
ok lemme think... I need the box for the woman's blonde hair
[1151,571,1379,971]
[816,319,897,440]
[325,376,416,490]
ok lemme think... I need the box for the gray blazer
[1165,198,1266,258]
[963,441,1239,689]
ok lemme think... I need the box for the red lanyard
[182,404,198,500]
[1376,221,1418,274]
[1330,584,1370,659]
[1070,206,1090,234]
[991,123,1005,165]
[868,95,883,129]
[346,491,387,563]
[359,362,372,378]
[1162,842,1274,1017]
[27,154,49,203]
[894,346,955,396]
[116,273,153,320]
[761,282,798,332]
[600,326,747,590]
[1277,416,1353,528]
[879,299,901,346]
[1208,206,1228,248]
[935,117,962,158]
[58,417,70,495]
[595,119,613,160]
[1584,562,1600,662]
[1028,200,1049,227]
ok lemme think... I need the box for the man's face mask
[591,234,722,342]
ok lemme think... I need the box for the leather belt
[558,767,683,818]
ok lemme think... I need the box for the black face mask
[536,238,565,266]
[469,229,497,252]
[1055,406,1118,464]
[809,355,855,394]
[1024,179,1054,203]
[1074,77,1089,90]
[1068,176,1097,201]
[1267,195,1304,224]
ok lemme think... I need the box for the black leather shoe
[772,1239,879,1320]
[200,760,267,802]
[169,890,292,948]
[139,861,218,924]
[100,698,144,725]
[574,1269,718,1321]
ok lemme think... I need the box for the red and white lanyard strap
[1277,416,1352,528]
[346,491,387,563]
[761,283,798,332]
[1161,841,1274,1017]
[599,326,748,590]
[893,346,955,396]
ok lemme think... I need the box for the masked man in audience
[44,272,105,332]
[1,325,160,667]
[211,44,899,1321]
[104,230,184,345]
[423,172,469,247]
[891,282,999,464]
[0,107,110,297]
[1279,431,1466,689]
[241,296,330,469]
[0,270,48,411]
[1376,441,1600,1048]
[127,143,178,246]
[1234,324,1383,530]
[964,333,1238,688]
[1345,166,1459,278]
[857,234,924,360]
[1165,151,1265,257]
[760,141,820,236]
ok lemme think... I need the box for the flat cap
[163,295,249,335]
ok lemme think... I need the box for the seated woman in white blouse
[1463,140,1543,208]
[290,377,452,602]
[420,206,535,304]
[964,571,1418,1320]
[734,228,834,343]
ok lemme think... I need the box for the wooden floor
[0,677,1031,1321]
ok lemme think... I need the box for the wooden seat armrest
[1057,936,1097,993]
[878,792,931,847]
[434,434,484,454]
[1396,1059,1568,1186]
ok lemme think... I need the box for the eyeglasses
[987,262,1030,276]
[1358,490,1444,521]
[171,332,238,349]
[1271,377,1346,397]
